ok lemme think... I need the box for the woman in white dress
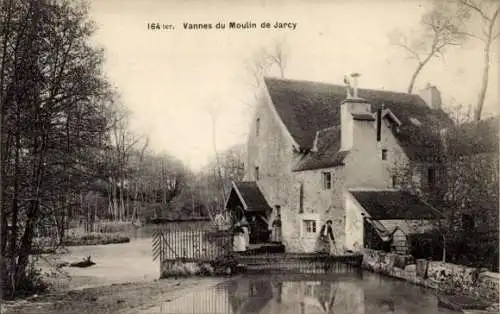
[240,216,250,250]
[233,223,246,252]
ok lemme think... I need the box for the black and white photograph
[0,0,499,313]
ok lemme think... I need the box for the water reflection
[146,272,457,314]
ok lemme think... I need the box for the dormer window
[256,118,260,136]
[322,172,331,190]
[381,149,388,160]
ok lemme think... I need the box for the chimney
[376,104,384,142]
[419,83,442,110]
[351,73,361,98]
[341,73,371,151]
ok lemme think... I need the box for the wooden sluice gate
[153,223,363,277]
[234,252,364,274]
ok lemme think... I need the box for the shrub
[1,256,49,299]
[62,232,130,246]
[447,232,499,272]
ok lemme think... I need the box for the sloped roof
[380,219,436,234]
[446,116,499,157]
[264,77,453,162]
[350,190,444,220]
[231,181,272,212]
[293,126,349,171]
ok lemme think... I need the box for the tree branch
[459,0,491,21]
[457,31,486,42]
[493,31,500,41]
[396,42,422,63]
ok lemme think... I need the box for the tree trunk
[474,41,491,121]
[407,62,425,94]
[10,129,20,258]
[15,129,47,291]
[15,199,38,289]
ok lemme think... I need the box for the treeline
[0,0,245,297]
[82,142,245,226]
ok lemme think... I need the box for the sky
[89,0,499,171]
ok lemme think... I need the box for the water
[142,272,456,314]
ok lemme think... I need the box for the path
[2,238,227,313]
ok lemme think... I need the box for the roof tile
[264,77,454,163]
[233,181,272,212]
[293,126,348,171]
[350,190,444,220]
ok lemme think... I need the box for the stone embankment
[362,249,500,313]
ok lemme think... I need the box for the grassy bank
[33,232,130,253]
[69,220,140,234]
[63,232,130,246]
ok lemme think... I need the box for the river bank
[1,237,227,314]
[362,249,500,313]
[1,277,225,314]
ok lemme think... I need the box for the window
[427,167,436,188]
[392,175,398,188]
[254,166,260,180]
[322,172,331,189]
[381,149,388,160]
[303,220,317,234]
[304,284,314,297]
[256,118,260,136]
[275,205,281,217]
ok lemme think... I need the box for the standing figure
[240,216,250,250]
[249,216,258,244]
[233,223,246,252]
[271,214,282,243]
[214,211,225,230]
[317,220,337,255]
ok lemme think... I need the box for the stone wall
[362,249,500,304]
[244,92,299,251]
[344,191,365,252]
[288,118,409,253]
[291,167,347,252]
[344,118,408,189]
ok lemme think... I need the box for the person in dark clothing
[318,220,336,255]
[249,216,258,244]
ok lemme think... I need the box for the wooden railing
[152,223,233,263]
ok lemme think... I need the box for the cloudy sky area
[89,0,499,170]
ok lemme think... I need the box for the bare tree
[443,102,474,124]
[206,102,226,219]
[263,39,288,79]
[243,39,289,100]
[389,2,467,94]
[456,0,500,120]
